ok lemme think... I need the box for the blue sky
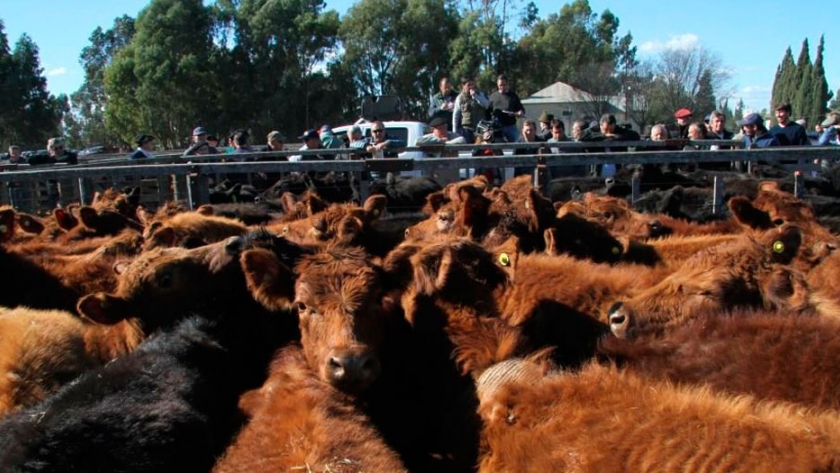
[2,0,836,115]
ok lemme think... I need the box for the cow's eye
[296,301,307,312]
[157,272,173,289]
[772,218,784,226]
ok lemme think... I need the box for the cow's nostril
[609,314,626,326]
[328,357,345,379]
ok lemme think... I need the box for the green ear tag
[0,224,7,234]
[498,253,511,266]
[772,241,785,254]
[612,246,621,255]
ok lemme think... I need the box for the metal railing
[1,141,837,214]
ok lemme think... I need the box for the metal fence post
[631,176,641,204]
[794,171,804,199]
[712,175,725,214]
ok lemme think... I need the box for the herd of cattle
[3,167,840,471]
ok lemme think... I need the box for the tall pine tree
[808,35,832,127]
[771,47,795,109]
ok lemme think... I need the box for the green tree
[213,0,342,136]
[807,35,832,127]
[0,28,67,150]
[771,47,795,110]
[66,15,135,149]
[339,0,459,119]
[510,0,634,114]
[792,38,812,124]
[105,0,216,147]
[693,69,716,120]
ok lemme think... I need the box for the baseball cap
[135,134,154,146]
[821,113,840,127]
[736,113,763,127]
[192,126,207,136]
[429,115,448,128]
[674,108,693,119]
[267,131,285,142]
[298,129,320,141]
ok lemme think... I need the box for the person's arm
[383,137,406,148]
[453,98,462,131]
[795,127,810,146]
[475,91,490,109]
[350,138,370,150]
[512,93,525,115]
[818,127,837,146]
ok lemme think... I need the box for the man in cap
[674,108,693,138]
[818,112,840,146]
[290,129,328,162]
[537,111,554,142]
[129,134,155,159]
[192,127,207,144]
[737,113,779,149]
[265,131,285,153]
[417,115,466,148]
[768,101,808,146]
[184,126,218,156]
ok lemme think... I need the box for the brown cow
[142,211,248,250]
[600,310,840,411]
[0,306,144,417]
[267,195,394,256]
[477,359,840,472]
[608,224,812,336]
[212,346,407,473]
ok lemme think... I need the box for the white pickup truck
[332,120,430,178]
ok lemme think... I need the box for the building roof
[522,81,596,104]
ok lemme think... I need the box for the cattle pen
[1,140,838,215]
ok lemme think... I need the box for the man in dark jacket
[489,74,526,143]
[129,134,155,159]
[769,101,809,146]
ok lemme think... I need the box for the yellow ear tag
[498,253,511,266]
[22,219,30,227]
[772,241,785,254]
[372,209,380,217]
[0,224,7,234]
[612,246,621,255]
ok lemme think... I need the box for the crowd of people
[4,73,840,178]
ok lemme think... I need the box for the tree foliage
[770,36,834,129]
[0,20,67,150]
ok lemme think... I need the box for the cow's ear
[412,247,454,295]
[196,205,214,216]
[543,228,559,256]
[113,260,131,275]
[459,186,490,234]
[0,208,16,242]
[423,191,446,214]
[77,293,130,325]
[149,226,177,248]
[241,248,296,311]
[363,194,387,221]
[279,192,298,214]
[492,237,520,281]
[304,191,328,216]
[15,213,44,234]
[729,196,773,229]
[759,181,781,192]
[54,207,77,230]
[768,225,802,264]
[136,206,153,226]
[78,206,99,228]
[762,267,810,312]
[380,242,423,291]
[237,388,266,418]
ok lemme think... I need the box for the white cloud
[46,67,68,77]
[639,34,700,53]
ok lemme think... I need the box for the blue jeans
[501,125,519,144]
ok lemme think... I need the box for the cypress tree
[792,38,811,118]
[771,47,795,111]
[809,35,832,127]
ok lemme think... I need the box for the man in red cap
[674,108,693,138]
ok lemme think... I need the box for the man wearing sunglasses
[350,121,406,159]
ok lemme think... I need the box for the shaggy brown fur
[608,224,813,334]
[212,346,407,473]
[560,193,743,240]
[143,211,248,250]
[0,307,143,417]
[619,232,740,268]
[490,237,668,326]
[600,310,840,411]
[477,360,840,472]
